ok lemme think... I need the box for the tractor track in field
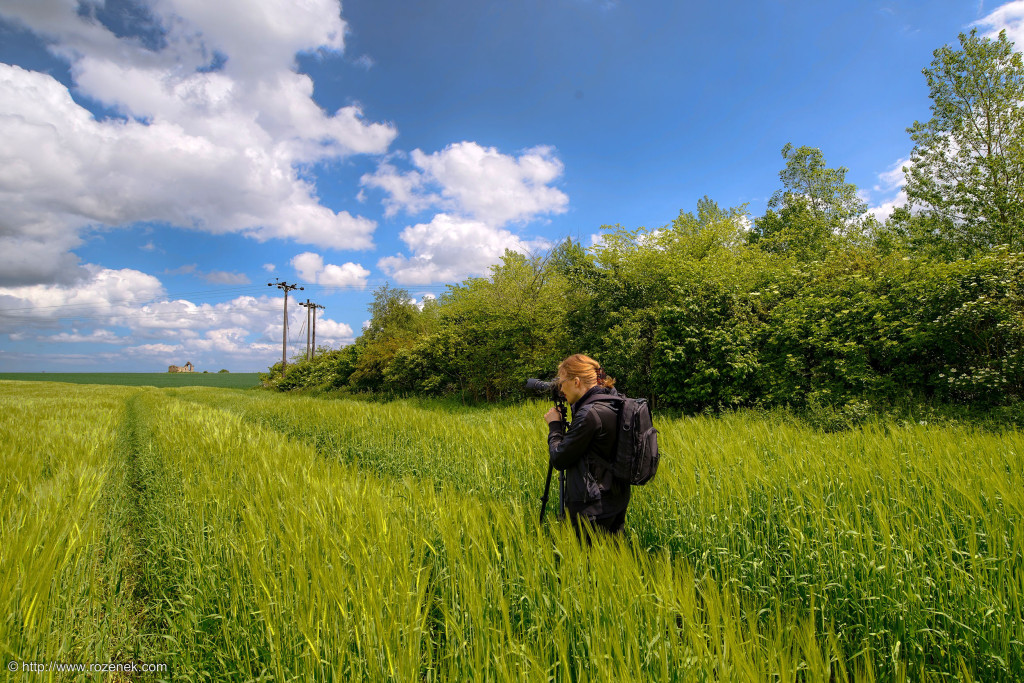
[97,392,173,680]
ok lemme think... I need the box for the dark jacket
[547,385,631,522]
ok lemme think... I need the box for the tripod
[539,397,568,523]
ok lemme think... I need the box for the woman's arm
[547,407,598,470]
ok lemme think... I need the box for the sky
[1,0,1022,372]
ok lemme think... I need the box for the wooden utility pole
[298,299,313,361]
[268,280,303,372]
[312,303,325,358]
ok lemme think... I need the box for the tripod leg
[540,463,554,523]
[558,470,566,520]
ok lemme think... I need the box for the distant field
[0,372,262,388]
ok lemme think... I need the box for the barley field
[1,380,1021,681]
[0,373,262,388]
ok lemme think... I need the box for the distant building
[168,361,194,373]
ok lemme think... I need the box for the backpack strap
[584,396,625,473]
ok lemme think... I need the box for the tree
[750,144,869,260]
[348,284,427,391]
[904,28,1024,256]
[362,284,424,342]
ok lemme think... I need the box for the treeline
[264,30,1024,418]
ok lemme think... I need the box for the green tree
[348,284,428,391]
[904,29,1024,256]
[583,198,754,400]
[751,144,869,260]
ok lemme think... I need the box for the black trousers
[568,506,627,543]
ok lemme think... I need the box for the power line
[268,280,303,373]
[0,284,265,314]
[0,281,453,317]
[312,302,325,359]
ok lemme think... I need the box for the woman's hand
[544,406,562,424]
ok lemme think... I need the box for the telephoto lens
[525,378,561,402]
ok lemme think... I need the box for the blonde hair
[557,354,616,389]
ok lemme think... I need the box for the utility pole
[268,280,303,373]
[298,299,313,361]
[312,302,325,358]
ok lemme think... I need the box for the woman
[544,354,630,538]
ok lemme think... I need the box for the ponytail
[557,354,616,389]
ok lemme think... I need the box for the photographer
[544,354,630,538]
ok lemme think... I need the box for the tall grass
[1,380,1021,680]
[170,388,1024,680]
[0,382,141,668]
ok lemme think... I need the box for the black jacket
[547,385,631,520]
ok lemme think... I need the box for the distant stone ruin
[168,361,194,373]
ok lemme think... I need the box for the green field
[0,372,262,388]
[1,380,1021,681]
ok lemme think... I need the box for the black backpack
[597,395,660,485]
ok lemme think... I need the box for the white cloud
[149,0,347,77]
[976,1,1024,49]
[0,0,395,285]
[162,264,249,284]
[202,270,251,285]
[867,189,909,223]
[874,156,910,193]
[0,262,354,367]
[377,214,546,285]
[0,265,165,333]
[867,156,912,223]
[46,329,122,344]
[290,252,370,288]
[415,143,567,226]
[360,161,440,218]
[309,318,355,344]
[124,343,184,358]
[263,263,276,273]
[410,293,436,310]
[363,142,568,284]
[361,142,568,226]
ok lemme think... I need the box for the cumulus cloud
[363,142,568,283]
[46,329,123,344]
[361,142,568,226]
[976,1,1024,48]
[0,263,354,367]
[874,156,910,194]
[0,0,395,285]
[310,317,355,343]
[291,252,370,288]
[377,214,548,285]
[0,264,164,334]
[202,270,251,285]
[867,156,912,223]
[867,190,909,223]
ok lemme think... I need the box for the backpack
[596,395,660,485]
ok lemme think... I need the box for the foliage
[264,32,1024,418]
[749,143,871,260]
[903,29,1024,257]
[387,251,569,401]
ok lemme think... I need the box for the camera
[525,377,562,402]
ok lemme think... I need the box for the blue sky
[1,0,1021,372]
